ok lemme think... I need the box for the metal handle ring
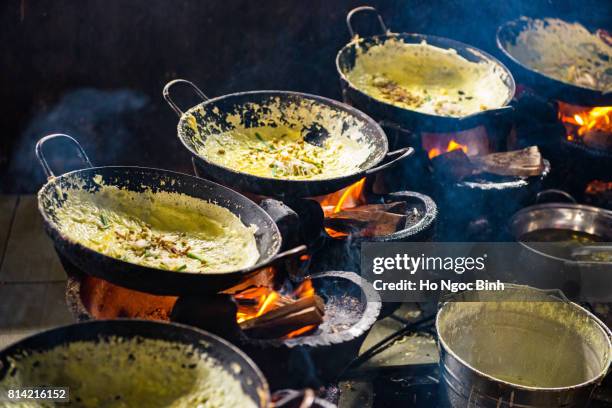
[535,189,577,204]
[365,147,414,176]
[35,134,93,179]
[162,79,210,117]
[346,6,388,38]
[272,389,316,408]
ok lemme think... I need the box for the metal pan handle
[163,79,210,117]
[458,105,515,123]
[365,147,414,176]
[346,6,388,38]
[272,389,316,408]
[269,245,308,263]
[535,189,577,204]
[35,134,93,179]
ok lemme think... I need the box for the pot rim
[435,285,612,392]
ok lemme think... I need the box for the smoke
[5,88,149,192]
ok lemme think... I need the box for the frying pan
[336,6,516,132]
[0,320,270,407]
[163,79,414,197]
[35,134,305,296]
[497,17,612,106]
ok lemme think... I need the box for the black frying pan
[35,134,305,296]
[163,79,413,197]
[336,6,516,132]
[0,320,270,407]
[497,17,612,106]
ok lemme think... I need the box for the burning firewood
[470,146,545,177]
[239,295,325,338]
[325,208,407,237]
[335,201,408,215]
[430,149,476,181]
[432,146,545,181]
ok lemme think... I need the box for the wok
[36,134,305,296]
[497,17,612,106]
[336,6,516,132]
[0,320,270,407]
[164,79,413,197]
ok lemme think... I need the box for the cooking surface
[0,1,611,407]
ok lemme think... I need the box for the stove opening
[558,101,612,150]
[226,269,325,339]
[313,178,412,239]
[421,125,490,159]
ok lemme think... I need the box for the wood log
[471,146,544,177]
[431,149,476,181]
[239,295,324,332]
[325,211,407,237]
[335,202,408,215]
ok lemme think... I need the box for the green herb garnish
[99,214,109,228]
[176,264,187,271]
[187,252,206,263]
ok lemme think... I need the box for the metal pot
[436,285,612,407]
[509,190,612,301]
[164,79,413,198]
[336,6,516,132]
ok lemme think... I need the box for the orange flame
[427,139,469,159]
[315,178,366,238]
[559,102,612,142]
[234,279,318,338]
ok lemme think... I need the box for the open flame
[427,139,470,159]
[558,102,612,144]
[421,126,489,160]
[315,178,366,237]
[233,278,318,338]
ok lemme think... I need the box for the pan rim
[36,165,283,278]
[335,31,516,120]
[0,318,271,407]
[176,89,389,184]
[496,17,612,102]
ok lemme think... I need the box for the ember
[233,277,324,339]
[314,178,411,239]
[559,102,612,149]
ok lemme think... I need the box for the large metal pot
[509,190,612,301]
[436,285,612,407]
[336,6,516,132]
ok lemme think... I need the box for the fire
[427,139,469,159]
[558,102,612,142]
[315,178,366,238]
[234,278,318,338]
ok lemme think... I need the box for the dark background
[1,0,609,192]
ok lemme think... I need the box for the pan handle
[346,6,388,38]
[458,105,515,123]
[35,134,93,179]
[535,189,576,204]
[365,147,414,176]
[272,389,316,408]
[163,79,210,117]
[269,245,308,263]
